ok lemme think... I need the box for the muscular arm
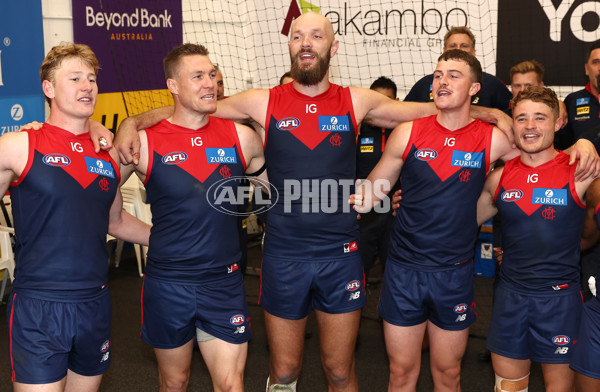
[0,132,28,197]
[107,148,151,246]
[351,121,411,213]
[476,168,502,226]
[562,138,600,181]
[115,106,174,165]
[236,123,269,193]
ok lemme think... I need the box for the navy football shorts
[141,267,251,349]
[378,260,476,330]
[570,297,600,378]
[486,282,582,363]
[7,289,112,384]
[259,253,366,319]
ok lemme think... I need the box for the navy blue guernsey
[557,85,600,150]
[143,118,246,282]
[388,116,493,269]
[10,125,119,297]
[263,83,360,261]
[595,202,600,294]
[495,153,584,291]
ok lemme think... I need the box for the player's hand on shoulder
[18,121,43,131]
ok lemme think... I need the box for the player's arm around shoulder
[236,122,269,193]
[477,166,502,226]
[490,126,518,164]
[0,131,29,195]
[107,146,151,247]
[216,89,270,129]
[352,121,412,213]
[115,106,174,165]
[349,86,436,130]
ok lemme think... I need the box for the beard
[290,49,330,86]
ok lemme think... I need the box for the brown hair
[511,86,560,119]
[164,43,209,80]
[438,49,482,84]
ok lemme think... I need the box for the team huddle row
[2,11,600,392]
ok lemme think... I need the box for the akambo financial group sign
[0,1,45,136]
[72,0,182,132]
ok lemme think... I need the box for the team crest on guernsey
[84,157,115,178]
[43,153,71,167]
[276,117,300,131]
[162,151,188,165]
[415,148,437,161]
[459,169,471,182]
[220,166,231,178]
[206,148,237,164]
[542,206,556,220]
[99,177,110,192]
[330,133,342,146]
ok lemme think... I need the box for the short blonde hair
[40,42,100,104]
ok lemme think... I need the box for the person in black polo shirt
[405,26,511,114]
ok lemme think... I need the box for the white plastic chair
[0,225,15,300]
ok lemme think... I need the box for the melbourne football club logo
[43,153,71,167]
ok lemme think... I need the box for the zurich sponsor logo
[501,189,523,202]
[532,188,567,206]
[230,314,245,325]
[276,117,300,131]
[162,151,188,165]
[576,97,590,106]
[43,153,71,167]
[360,137,374,145]
[415,148,437,161]
[84,156,115,178]
[345,280,361,291]
[100,340,110,352]
[451,150,483,168]
[453,303,468,314]
[206,148,237,164]
[553,335,570,345]
[319,115,350,132]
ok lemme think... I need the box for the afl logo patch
[100,340,110,352]
[345,280,361,291]
[276,117,300,131]
[553,335,570,346]
[415,148,437,161]
[501,189,523,202]
[230,314,245,325]
[453,303,468,314]
[43,153,71,167]
[162,151,188,165]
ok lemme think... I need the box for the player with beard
[111,12,598,392]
